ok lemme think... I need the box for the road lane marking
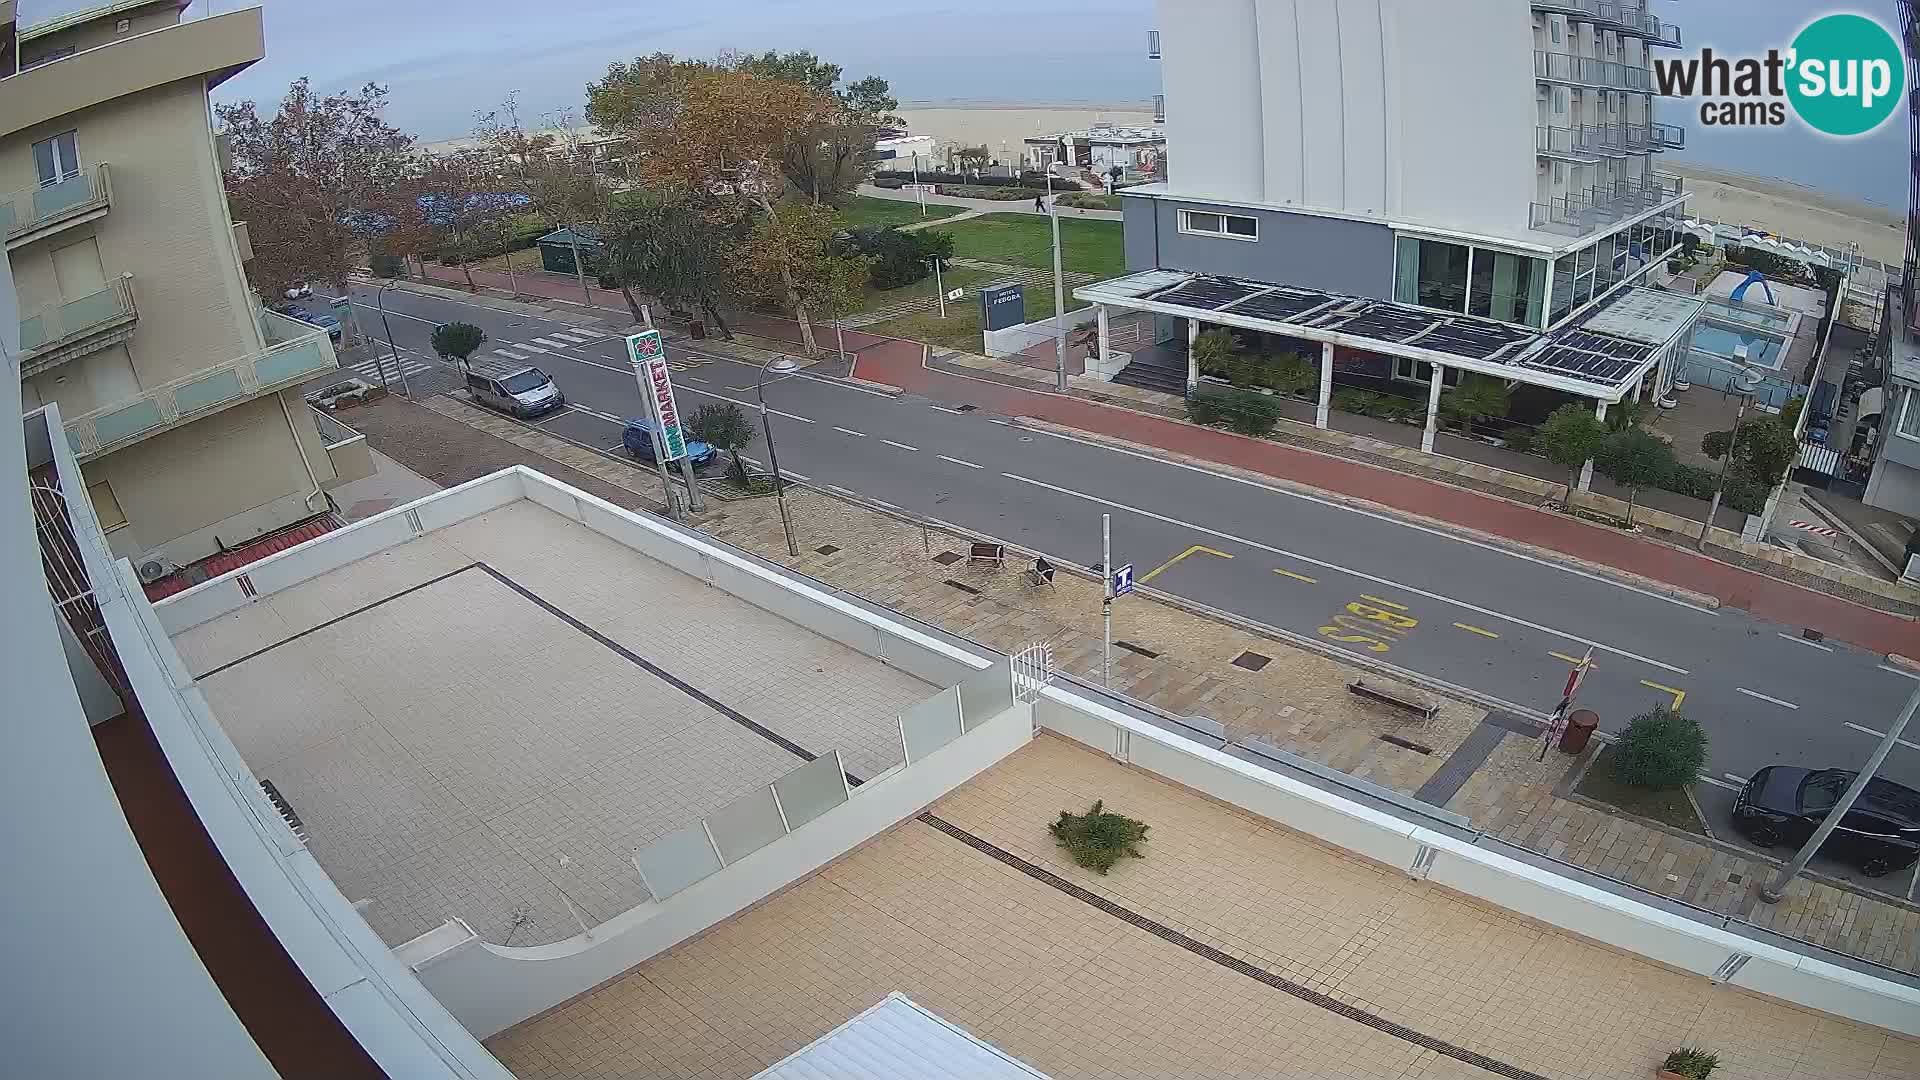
[349,302,439,325]
[1777,632,1834,652]
[986,418,1013,426]
[550,331,593,343]
[1272,568,1318,584]
[883,439,919,451]
[1549,651,1586,666]
[1359,594,1407,611]
[999,470,1691,676]
[1141,545,1234,584]
[1843,722,1920,751]
[834,427,867,437]
[513,343,550,353]
[1454,623,1501,639]
[1736,687,1799,709]
[684,376,708,384]
[930,405,967,415]
[939,454,983,469]
[1880,664,1920,680]
[1697,775,1744,792]
[736,455,809,483]
[492,348,527,360]
[1640,680,1686,711]
[531,336,570,348]
[1014,423,1718,615]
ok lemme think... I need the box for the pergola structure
[1075,269,1704,490]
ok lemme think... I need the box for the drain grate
[1380,734,1434,755]
[956,404,978,412]
[1232,650,1271,672]
[932,550,963,566]
[1114,640,1159,659]
[944,579,982,595]
[815,544,841,556]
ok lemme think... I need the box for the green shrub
[1502,430,1534,454]
[1332,388,1382,416]
[1661,1047,1720,1079]
[1050,800,1149,874]
[1610,707,1708,791]
[1222,389,1282,436]
[871,177,905,189]
[1185,393,1224,426]
[1265,352,1318,398]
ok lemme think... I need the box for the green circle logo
[1787,13,1905,137]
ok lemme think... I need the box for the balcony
[1532,1,1682,47]
[63,322,338,462]
[310,405,374,489]
[17,275,138,378]
[1530,174,1684,237]
[1147,29,1160,59]
[1650,121,1686,150]
[2,163,111,250]
[1536,125,1601,162]
[1153,94,1165,124]
[1534,49,1655,92]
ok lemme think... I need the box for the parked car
[275,302,343,343]
[466,367,564,417]
[285,283,314,299]
[1732,766,1920,877]
[623,417,717,467]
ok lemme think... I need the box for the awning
[1859,385,1887,419]
[755,993,1054,1080]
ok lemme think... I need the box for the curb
[359,275,628,329]
[1887,653,1920,673]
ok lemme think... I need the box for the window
[1393,358,1461,388]
[1554,88,1568,115]
[1551,19,1562,44]
[86,480,127,532]
[1179,208,1257,241]
[1550,253,1576,324]
[33,130,80,186]
[1393,238,1469,312]
[1553,162,1565,185]
[1470,250,1548,326]
[1900,388,1920,441]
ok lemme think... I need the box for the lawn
[939,213,1126,279]
[862,276,1082,355]
[835,194,963,229]
[1574,746,1708,836]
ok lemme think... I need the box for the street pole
[565,226,592,306]
[629,360,679,520]
[1102,512,1113,688]
[933,258,946,319]
[375,281,407,396]
[1047,166,1067,392]
[759,358,800,558]
[1699,388,1753,551]
[501,222,520,299]
[835,320,848,370]
[1761,682,1920,902]
[913,152,925,216]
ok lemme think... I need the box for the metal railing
[1534,49,1655,92]
[64,326,339,460]
[18,276,136,362]
[1650,121,1686,149]
[308,404,362,449]
[1152,94,1165,123]
[0,163,111,244]
[1531,174,1683,236]
[1533,1,1681,45]
[1535,125,1593,158]
[261,306,327,346]
[1147,29,1160,59]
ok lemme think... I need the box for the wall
[1865,445,1920,516]
[1129,193,1396,298]
[982,303,1100,358]
[1159,0,1265,202]
[399,702,1033,1039]
[87,391,326,565]
[1034,685,1920,1039]
[0,75,264,391]
[21,3,185,63]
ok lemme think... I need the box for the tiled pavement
[360,394,1920,973]
[175,499,930,948]
[488,737,1920,1080]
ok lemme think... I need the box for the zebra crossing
[345,354,435,382]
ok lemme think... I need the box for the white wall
[400,702,1033,1039]
[1162,0,1265,202]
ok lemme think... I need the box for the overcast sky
[17,0,1912,207]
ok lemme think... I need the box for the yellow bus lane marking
[1640,680,1685,711]
[1454,623,1501,639]
[1272,568,1318,584]
[1140,544,1234,584]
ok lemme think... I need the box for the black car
[1732,766,1920,877]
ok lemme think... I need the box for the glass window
[1394,237,1421,304]
[1471,251,1548,326]
[86,480,126,532]
[1183,210,1222,234]
[1410,238,1469,312]
[1901,389,1920,440]
[33,130,80,186]
[1549,253,1576,324]
[1225,215,1257,238]
[1575,243,1596,277]
[500,369,549,394]
[1180,209,1257,241]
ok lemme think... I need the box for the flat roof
[755,993,1053,1080]
[1077,270,1704,400]
[171,498,930,948]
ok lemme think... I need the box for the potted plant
[1658,1047,1718,1079]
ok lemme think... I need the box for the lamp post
[1045,163,1067,392]
[374,280,408,396]
[758,356,801,558]
[1698,366,1761,550]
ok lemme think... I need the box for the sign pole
[934,258,946,319]
[627,330,693,520]
[1102,513,1112,688]
[1539,647,1594,761]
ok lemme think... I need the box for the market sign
[626,330,687,460]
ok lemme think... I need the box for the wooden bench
[1347,680,1439,722]
[1025,556,1056,588]
[967,541,1006,570]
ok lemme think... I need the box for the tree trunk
[1626,488,1637,527]
[754,192,818,356]
[617,283,647,326]
[702,299,735,341]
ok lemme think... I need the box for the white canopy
[755,993,1054,1080]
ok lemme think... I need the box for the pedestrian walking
[1034,193,1046,213]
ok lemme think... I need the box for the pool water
[1691,322,1785,369]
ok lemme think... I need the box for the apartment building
[1863,0,1920,530]
[2,0,353,581]
[1121,0,1689,331]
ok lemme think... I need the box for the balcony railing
[1,163,111,249]
[1650,121,1686,150]
[1536,125,1599,159]
[1532,1,1682,46]
[310,405,375,488]
[64,326,339,461]
[18,276,138,377]
[1153,94,1165,123]
[1147,30,1160,59]
[1534,49,1655,92]
[1530,174,1684,236]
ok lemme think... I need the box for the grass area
[835,195,963,229]
[1574,746,1709,836]
[854,265,996,314]
[862,277,1084,355]
[939,213,1126,279]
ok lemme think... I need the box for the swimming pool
[1691,322,1785,369]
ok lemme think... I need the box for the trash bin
[1559,709,1599,754]
[689,320,707,340]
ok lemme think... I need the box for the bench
[1347,680,1439,722]
[968,541,1007,570]
[1025,556,1056,588]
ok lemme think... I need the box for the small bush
[1332,388,1383,416]
[1611,707,1708,791]
[871,177,905,189]
[1502,429,1534,454]
[1223,390,1282,436]
[1661,1047,1720,1079]
[1186,393,1223,426]
[1050,800,1149,874]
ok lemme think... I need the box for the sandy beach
[895,104,1906,265]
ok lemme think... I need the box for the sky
[18,0,1913,209]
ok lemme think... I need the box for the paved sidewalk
[856,182,1126,221]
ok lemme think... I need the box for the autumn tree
[218,79,417,296]
[733,50,901,205]
[416,150,517,289]
[472,94,607,232]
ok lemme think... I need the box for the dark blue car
[623,417,717,467]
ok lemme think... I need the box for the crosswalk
[345,354,434,382]
[480,325,715,373]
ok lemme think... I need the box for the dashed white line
[1843,722,1920,751]
[1696,775,1743,792]
[1735,687,1799,709]
[1000,471,1690,676]
[677,385,813,423]
[1880,664,1920,680]
[929,405,967,415]
[882,439,919,452]
[514,343,550,354]
[834,427,868,438]
[492,348,527,361]
[986,418,1013,426]
[1777,632,1833,652]
[940,455,983,469]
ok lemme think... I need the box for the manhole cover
[932,550,963,565]
[943,579,982,595]
[1232,651,1271,672]
[815,544,840,556]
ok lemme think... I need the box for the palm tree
[1438,375,1512,435]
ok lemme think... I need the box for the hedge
[873,169,1058,188]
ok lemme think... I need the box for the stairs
[1111,353,1188,395]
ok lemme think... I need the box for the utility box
[1559,709,1599,754]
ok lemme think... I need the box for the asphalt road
[347,285,1920,833]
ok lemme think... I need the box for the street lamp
[1698,365,1761,550]
[758,356,801,558]
[1044,163,1067,392]
[374,280,408,397]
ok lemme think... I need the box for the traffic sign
[946,287,965,301]
[1111,563,1135,597]
[626,330,687,460]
